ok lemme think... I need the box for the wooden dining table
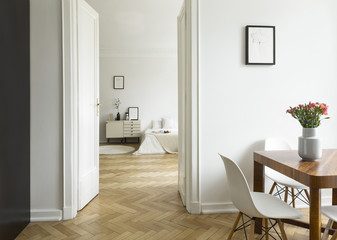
[254,149,337,240]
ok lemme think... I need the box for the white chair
[219,154,303,240]
[321,206,337,240]
[265,138,310,207]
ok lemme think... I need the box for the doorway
[62,0,195,219]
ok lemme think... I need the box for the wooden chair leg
[269,182,277,194]
[304,189,310,202]
[284,187,288,203]
[264,218,269,240]
[276,219,288,240]
[227,212,242,240]
[322,219,333,240]
[250,217,255,240]
[291,188,295,208]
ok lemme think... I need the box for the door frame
[62,0,79,220]
[61,0,200,219]
[182,0,200,214]
[177,3,186,207]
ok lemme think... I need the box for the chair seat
[251,192,304,219]
[322,206,337,222]
[265,167,309,190]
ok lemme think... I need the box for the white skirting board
[31,209,63,222]
[190,201,202,214]
[201,196,334,214]
[201,202,238,214]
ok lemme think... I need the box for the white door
[77,0,99,210]
[178,5,186,206]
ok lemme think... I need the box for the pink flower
[309,102,316,108]
[320,104,328,115]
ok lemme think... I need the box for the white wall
[85,0,183,142]
[199,0,337,213]
[30,0,63,221]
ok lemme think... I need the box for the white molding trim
[62,0,79,220]
[190,201,202,214]
[201,196,333,214]
[184,0,200,214]
[201,202,238,214]
[177,1,186,209]
[31,209,63,222]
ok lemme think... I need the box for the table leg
[332,189,337,205]
[310,187,321,240]
[253,160,264,234]
[332,189,337,229]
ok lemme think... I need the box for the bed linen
[133,129,178,155]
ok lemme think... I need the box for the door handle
[96,99,101,116]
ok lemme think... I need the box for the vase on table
[116,112,120,120]
[298,128,322,161]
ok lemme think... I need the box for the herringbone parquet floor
[17,144,327,239]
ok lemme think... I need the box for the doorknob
[96,99,101,116]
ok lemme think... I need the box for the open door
[178,3,186,206]
[77,0,100,210]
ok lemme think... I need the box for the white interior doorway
[62,0,100,219]
[62,0,199,220]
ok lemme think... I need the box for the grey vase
[298,128,322,161]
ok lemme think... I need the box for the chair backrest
[219,154,261,217]
[265,138,291,151]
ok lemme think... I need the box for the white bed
[133,128,178,155]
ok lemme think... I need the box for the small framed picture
[128,107,139,120]
[246,25,275,65]
[113,76,124,89]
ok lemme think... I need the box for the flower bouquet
[286,102,330,160]
[286,102,329,128]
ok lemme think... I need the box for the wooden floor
[17,144,327,239]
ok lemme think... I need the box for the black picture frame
[128,107,139,120]
[113,76,124,89]
[245,25,275,65]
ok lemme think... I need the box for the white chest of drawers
[106,120,141,143]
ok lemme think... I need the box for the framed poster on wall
[128,107,139,120]
[113,76,124,89]
[246,25,275,65]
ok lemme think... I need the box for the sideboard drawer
[124,120,140,126]
[124,126,140,131]
[124,132,141,137]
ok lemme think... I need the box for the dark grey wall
[0,0,30,239]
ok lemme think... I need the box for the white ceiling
[85,0,184,55]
